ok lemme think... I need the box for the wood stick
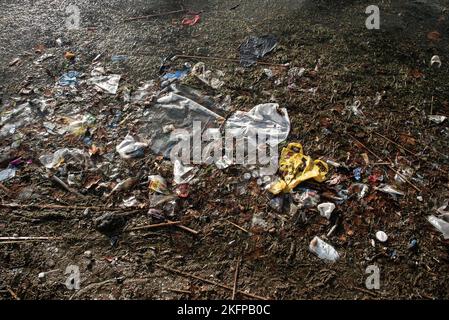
[168,219,199,235]
[174,54,289,68]
[351,286,379,297]
[48,174,85,198]
[155,264,268,300]
[128,221,181,231]
[374,132,416,156]
[168,288,191,295]
[124,9,186,22]
[227,220,250,234]
[0,183,11,195]
[0,203,143,212]
[0,236,63,241]
[6,287,20,300]
[0,241,56,245]
[347,133,422,192]
[232,258,241,300]
[70,278,116,300]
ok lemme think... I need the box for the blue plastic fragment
[59,71,80,86]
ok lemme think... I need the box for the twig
[168,219,199,235]
[6,287,20,300]
[347,133,422,192]
[227,220,250,234]
[127,221,181,231]
[168,288,191,295]
[48,173,85,198]
[173,54,289,68]
[1,237,67,244]
[0,203,144,212]
[430,96,434,115]
[124,9,186,22]
[0,241,59,245]
[0,236,63,241]
[232,258,241,300]
[351,286,379,297]
[70,278,117,300]
[373,132,415,156]
[156,264,268,300]
[0,183,11,195]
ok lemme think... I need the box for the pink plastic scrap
[182,14,201,26]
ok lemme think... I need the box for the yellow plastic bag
[269,143,329,194]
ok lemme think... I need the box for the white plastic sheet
[0,103,33,138]
[116,135,148,159]
[317,203,336,219]
[428,215,449,239]
[138,84,224,158]
[225,103,290,147]
[88,74,121,94]
[173,158,199,185]
[0,168,16,182]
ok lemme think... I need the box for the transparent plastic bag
[116,135,148,159]
[88,74,121,94]
[239,35,278,67]
[39,148,91,169]
[428,215,449,239]
[225,103,290,148]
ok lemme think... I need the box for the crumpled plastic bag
[428,215,449,239]
[269,143,329,194]
[131,81,157,103]
[66,114,96,136]
[182,14,201,26]
[192,62,225,89]
[293,188,320,208]
[375,184,405,197]
[0,102,33,138]
[148,175,168,194]
[222,103,290,173]
[139,84,224,158]
[173,158,198,185]
[239,35,278,67]
[88,74,121,94]
[116,135,148,159]
[437,200,449,216]
[225,103,290,147]
[58,71,80,87]
[428,115,447,124]
[0,168,16,182]
[161,65,190,81]
[317,202,336,219]
[309,236,339,262]
[39,148,91,169]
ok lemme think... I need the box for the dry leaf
[34,44,46,53]
[409,69,424,79]
[399,134,416,146]
[427,31,441,42]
